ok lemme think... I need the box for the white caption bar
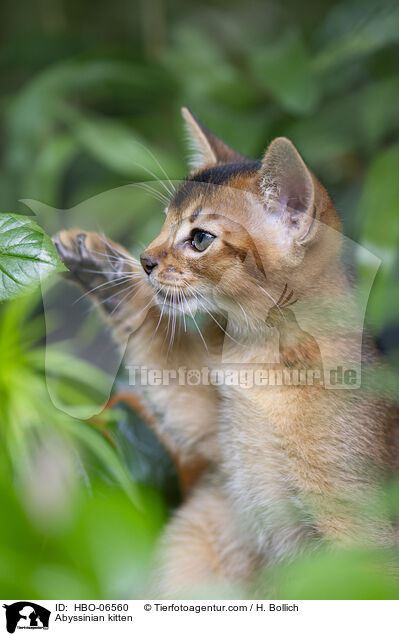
[1,600,398,635]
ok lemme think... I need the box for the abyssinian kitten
[53,108,398,597]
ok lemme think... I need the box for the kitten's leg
[149,480,258,598]
[52,229,221,463]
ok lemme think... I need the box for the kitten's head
[140,108,342,327]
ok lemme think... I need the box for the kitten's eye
[191,230,215,252]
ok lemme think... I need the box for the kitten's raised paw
[53,229,90,275]
[52,229,135,309]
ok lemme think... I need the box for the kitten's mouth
[153,284,199,314]
[156,286,190,301]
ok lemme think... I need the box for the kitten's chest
[217,384,316,555]
[218,385,297,502]
[218,384,291,482]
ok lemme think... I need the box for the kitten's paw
[53,229,90,277]
[52,229,137,309]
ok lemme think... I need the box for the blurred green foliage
[0,0,399,599]
[0,475,165,599]
[0,292,168,598]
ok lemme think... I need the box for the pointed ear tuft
[181,107,245,170]
[260,137,317,243]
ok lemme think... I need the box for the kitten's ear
[181,107,244,170]
[260,137,317,244]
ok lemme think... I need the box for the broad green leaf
[0,214,66,302]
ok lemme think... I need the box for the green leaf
[62,418,140,506]
[286,77,399,168]
[314,0,399,72]
[250,31,318,115]
[63,109,183,180]
[357,145,399,328]
[22,133,78,205]
[163,26,258,109]
[0,213,66,302]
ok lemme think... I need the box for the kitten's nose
[140,254,158,275]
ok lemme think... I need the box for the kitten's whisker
[109,286,139,316]
[195,296,243,345]
[132,182,170,205]
[185,295,208,353]
[172,286,178,345]
[153,288,169,338]
[98,234,138,266]
[179,288,187,332]
[87,249,133,263]
[82,269,142,276]
[97,280,144,308]
[130,162,174,198]
[172,283,181,343]
[73,274,135,304]
[165,290,172,340]
[134,181,170,200]
[183,281,243,346]
[137,289,162,317]
[161,294,172,352]
[132,143,176,194]
[167,285,178,354]
[110,281,158,316]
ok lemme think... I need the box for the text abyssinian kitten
[53,108,398,597]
